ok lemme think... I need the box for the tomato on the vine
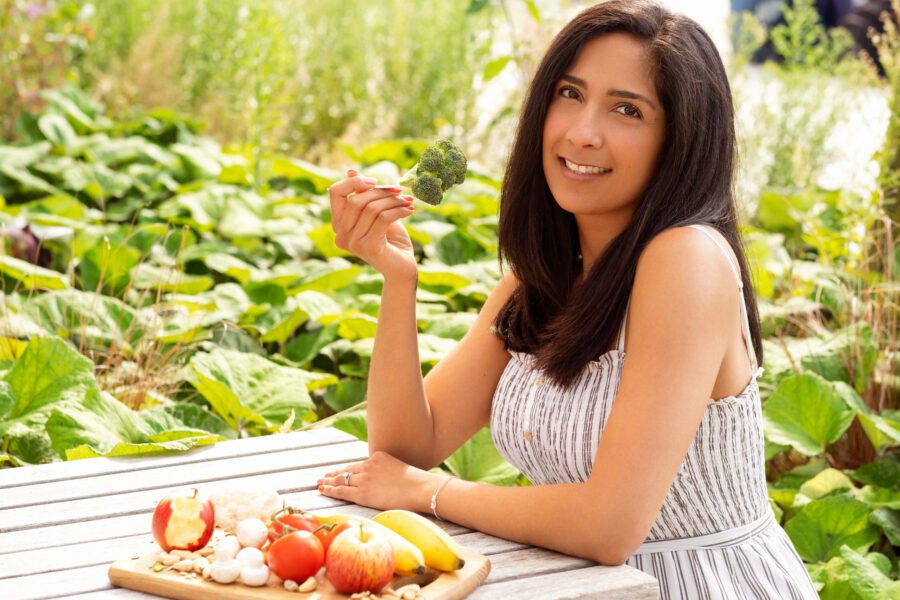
[268,510,321,543]
[314,521,352,554]
[266,530,324,583]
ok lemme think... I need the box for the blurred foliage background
[0,0,898,595]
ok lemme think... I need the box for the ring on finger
[343,472,352,486]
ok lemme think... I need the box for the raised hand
[329,169,418,282]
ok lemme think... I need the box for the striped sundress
[490,225,819,599]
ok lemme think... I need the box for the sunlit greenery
[0,0,897,594]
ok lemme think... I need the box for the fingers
[357,203,415,247]
[339,186,406,236]
[328,170,377,222]
[352,194,414,241]
[318,483,354,501]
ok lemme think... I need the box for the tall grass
[72,0,499,160]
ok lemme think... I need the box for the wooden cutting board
[108,544,490,600]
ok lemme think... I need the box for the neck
[575,210,632,275]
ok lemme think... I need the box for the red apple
[151,488,215,552]
[325,523,395,594]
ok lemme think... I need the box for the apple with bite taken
[325,523,395,594]
[152,488,215,552]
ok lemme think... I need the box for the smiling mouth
[561,157,611,175]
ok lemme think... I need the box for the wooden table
[0,427,659,599]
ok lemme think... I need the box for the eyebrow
[559,74,658,111]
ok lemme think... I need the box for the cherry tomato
[269,510,321,542]
[314,521,352,554]
[266,530,324,583]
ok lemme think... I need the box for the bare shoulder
[630,226,739,328]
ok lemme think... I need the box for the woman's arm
[329,170,515,471]
[323,226,742,565]
[367,270,518,470]
[431,227,742,564]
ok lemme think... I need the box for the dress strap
[687,225,759,374]
[616,297,631,353]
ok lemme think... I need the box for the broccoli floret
[399,138,467,204]
[418,146,444,174]
[410,172,444,205]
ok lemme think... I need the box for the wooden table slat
[0,428,355,490]
[0,439,362,510]
[0,490,470,557]
[0,444,369,532]
[471,565,660,599]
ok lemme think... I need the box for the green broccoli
[398,138,467,205]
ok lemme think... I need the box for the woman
[319,1,819,597]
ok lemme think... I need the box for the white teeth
[564,158,608,174]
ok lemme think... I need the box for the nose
[566,112,604,149]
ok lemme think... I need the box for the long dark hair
[494,0,763,388]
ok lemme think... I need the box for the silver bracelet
[430,476,454,521]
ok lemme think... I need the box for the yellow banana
[372,509,466,571]
[314,512,426,576]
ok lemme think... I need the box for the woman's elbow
[592,546,630,567]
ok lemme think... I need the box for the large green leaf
[323,378,367,413]
[270,156,338,194]
[785,494,880,562]
[23,290,145,353]
[132,264,213,294]
[45,389,224,460]
[762,373,856,456]
[797,468,855,501]
[287,259,362,294]
[443,427,521,486]
[855,486,900,509]
[849,454,900,490]
[0,337,97,463]
[869,508,900,546]
[78,240,142,295]
[0,255,69,290]
[837,546,900,599]
[252,291,341,344]
[810,548,895,600]
[186,349,320,432]
[37,113,78,151]
[761,326,880,390]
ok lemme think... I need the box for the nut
[173,559,194,572]
[193,557,210,573]
[298,576,317,592]
[161,554,179,566]
[151,562,165,573]
[171,549,196,559]
[283,579,299,592]
[395,584,421,595]
[202,565,212,580]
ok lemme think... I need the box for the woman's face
[542,33,666,220]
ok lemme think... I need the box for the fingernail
[403,195,415,202]
[318,485,325,493]
[362,176,377,185]
[383,186,403,193]
[406,206,415,212]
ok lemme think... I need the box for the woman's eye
[558,86,581,100]
[614,103,642,119]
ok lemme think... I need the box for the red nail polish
[318,485,325,492]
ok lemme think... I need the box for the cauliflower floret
[209,488,283,532]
